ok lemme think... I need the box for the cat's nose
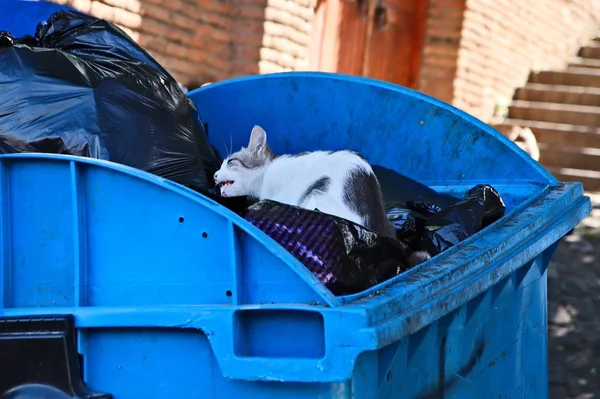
[213,172,219,181]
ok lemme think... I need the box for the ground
[548,193,600,399]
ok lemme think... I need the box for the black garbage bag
[373,165,459,214]
[388,184,506,257]
[244,200,414,296]
[373,166,505,257]
[0,10,221,190]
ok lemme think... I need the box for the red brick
[233,45,262,61]
[231,29,263,45]
[194,0,232,15]
[140,3,172,25]
[234,4,266,19]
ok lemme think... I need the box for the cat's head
[214,125,275,197]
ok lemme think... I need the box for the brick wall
[453,0,600,122]
[50,0,233,86]
[229,3,266,78]
[257,0,315,73]
[49,0,313,86]
[47,0,600,114]
[418,0,467,105]
[228,0,314,76]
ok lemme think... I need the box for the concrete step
[508,100,600,126]
[529,67,600,87]
[579,44,600,60]
[493,119,600,148]
[538,143,600,171]
[548,166,600,191]
[570,57,600,69]
[514,83,600,106]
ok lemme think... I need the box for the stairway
[494,38,600,191]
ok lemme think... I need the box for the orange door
[310,0,427,89]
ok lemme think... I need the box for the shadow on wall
[51,0,268,88]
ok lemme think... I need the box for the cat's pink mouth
[219,180,234,196]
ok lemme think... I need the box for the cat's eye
[228,158,243,167]
[227,158,249,169]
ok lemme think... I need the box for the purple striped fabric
[244,200,411,295]
[245,201,345,291]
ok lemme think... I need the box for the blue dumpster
[0,3,593,397]
[0,68,591,398]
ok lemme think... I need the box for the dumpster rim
[352,183,590,330]
[366,191,591,345]
[189,71,557,186]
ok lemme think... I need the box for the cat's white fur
[214,126,374,228]
[261,150,368,225]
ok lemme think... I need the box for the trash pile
[239,177,505,295]
[0,11,505,296]
[0,10,220,191]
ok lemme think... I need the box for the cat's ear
[248,125,267,154]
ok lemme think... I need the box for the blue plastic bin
[0,69,591,397]
[0,4,593,397]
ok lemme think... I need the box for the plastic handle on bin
[0,305,375,383]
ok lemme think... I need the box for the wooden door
[309,0,428,89]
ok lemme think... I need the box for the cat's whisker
[222,140,231,158]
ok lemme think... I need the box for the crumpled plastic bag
[244,200,414,295]
[387,184,505,257]
[373,165,459,213]
[0,10,221,190]
[375,166,505,257]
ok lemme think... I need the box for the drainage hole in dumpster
[178,217,184,223]
[202,232,208,238]
[226,290,232,297]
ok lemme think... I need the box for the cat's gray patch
[343,167,396,238]
[346,150,366,161]
[230,146,274,169]
[300,176,331,204]
[292,150,336,158]
[291,151,310,158]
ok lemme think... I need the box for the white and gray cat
[213,125,397,237]
[214,125,432,266]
